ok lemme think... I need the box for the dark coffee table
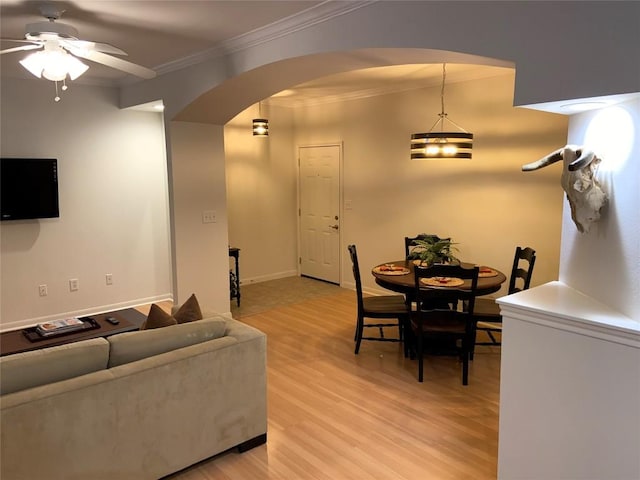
[0,308,146,357]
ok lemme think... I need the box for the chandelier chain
[440,63,447,118]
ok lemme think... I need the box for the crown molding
[154,1,374,76]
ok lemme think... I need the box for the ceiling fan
[1,4,156,99]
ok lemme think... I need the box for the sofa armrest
[224,318,267,343]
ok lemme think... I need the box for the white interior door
[299,145,341,284]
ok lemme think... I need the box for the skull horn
[568,148,595,172]
[522,147,564,171]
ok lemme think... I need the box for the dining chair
[473,246,536,350]
[410,263,479,385]
[404,234,448,259]
[347,245,410,355]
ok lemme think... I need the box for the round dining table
[371,260,506,297]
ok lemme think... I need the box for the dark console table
[229,247,241,306]
[0,308,144,357]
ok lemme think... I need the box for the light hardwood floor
[154,287,500,480]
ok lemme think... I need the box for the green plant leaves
[409,238,459,265]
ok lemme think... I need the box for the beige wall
[0,78,172,329]
[169,122,230,313]
[226,72,569,298]
[224,105,298,284]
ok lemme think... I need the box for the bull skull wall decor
[522,145,607,233]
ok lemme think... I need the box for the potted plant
[408,236,459,266]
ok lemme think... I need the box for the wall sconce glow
[584,106,634,172]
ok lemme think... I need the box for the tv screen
[1,158,60,221]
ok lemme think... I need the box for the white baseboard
[0,294,174,333]
[240,270,299,286]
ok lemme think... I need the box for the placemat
[421,277,465,287]
[373,265,410,276]
[478,267,498,278]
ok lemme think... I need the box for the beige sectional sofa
[0,315,267,480]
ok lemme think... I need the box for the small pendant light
[252,101,269,137]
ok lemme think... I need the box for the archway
[172,48,513,125]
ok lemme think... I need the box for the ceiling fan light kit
[411,63,474,160]
[1,4,156,102]
[20,41,89,82]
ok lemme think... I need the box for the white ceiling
[0,1,323,79]
[0,1,512,107]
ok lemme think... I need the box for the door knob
[329,224,339,230]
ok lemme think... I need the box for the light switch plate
[202,210,217,223]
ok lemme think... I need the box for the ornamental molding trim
[153,1,373,77]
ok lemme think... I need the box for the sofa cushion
[140,303,178,330]
[0,337,109,395]
[174,293,203,324]
[107,317,227,367]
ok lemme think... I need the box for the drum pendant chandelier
[411,64,473,159]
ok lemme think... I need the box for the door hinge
[298,208,301,216]
[299,257,302,264]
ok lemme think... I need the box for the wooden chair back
[412,263,480,384]
[508,246,536,294]
[347,244,365,314]
[414,263,479,319]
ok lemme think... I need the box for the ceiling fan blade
[60,39,127,56]
[0,44,42,55]
[1,38,41,44]
[70,49,156,79]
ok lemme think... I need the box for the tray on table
[22,316,101,342]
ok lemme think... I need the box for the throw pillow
[173,293,203,324]
[140,304,178,330]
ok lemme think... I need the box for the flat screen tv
[1,158,60,221]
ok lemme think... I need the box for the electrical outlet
[39,284,48,297]
[69,278,79,292]
[105,273,113,286]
